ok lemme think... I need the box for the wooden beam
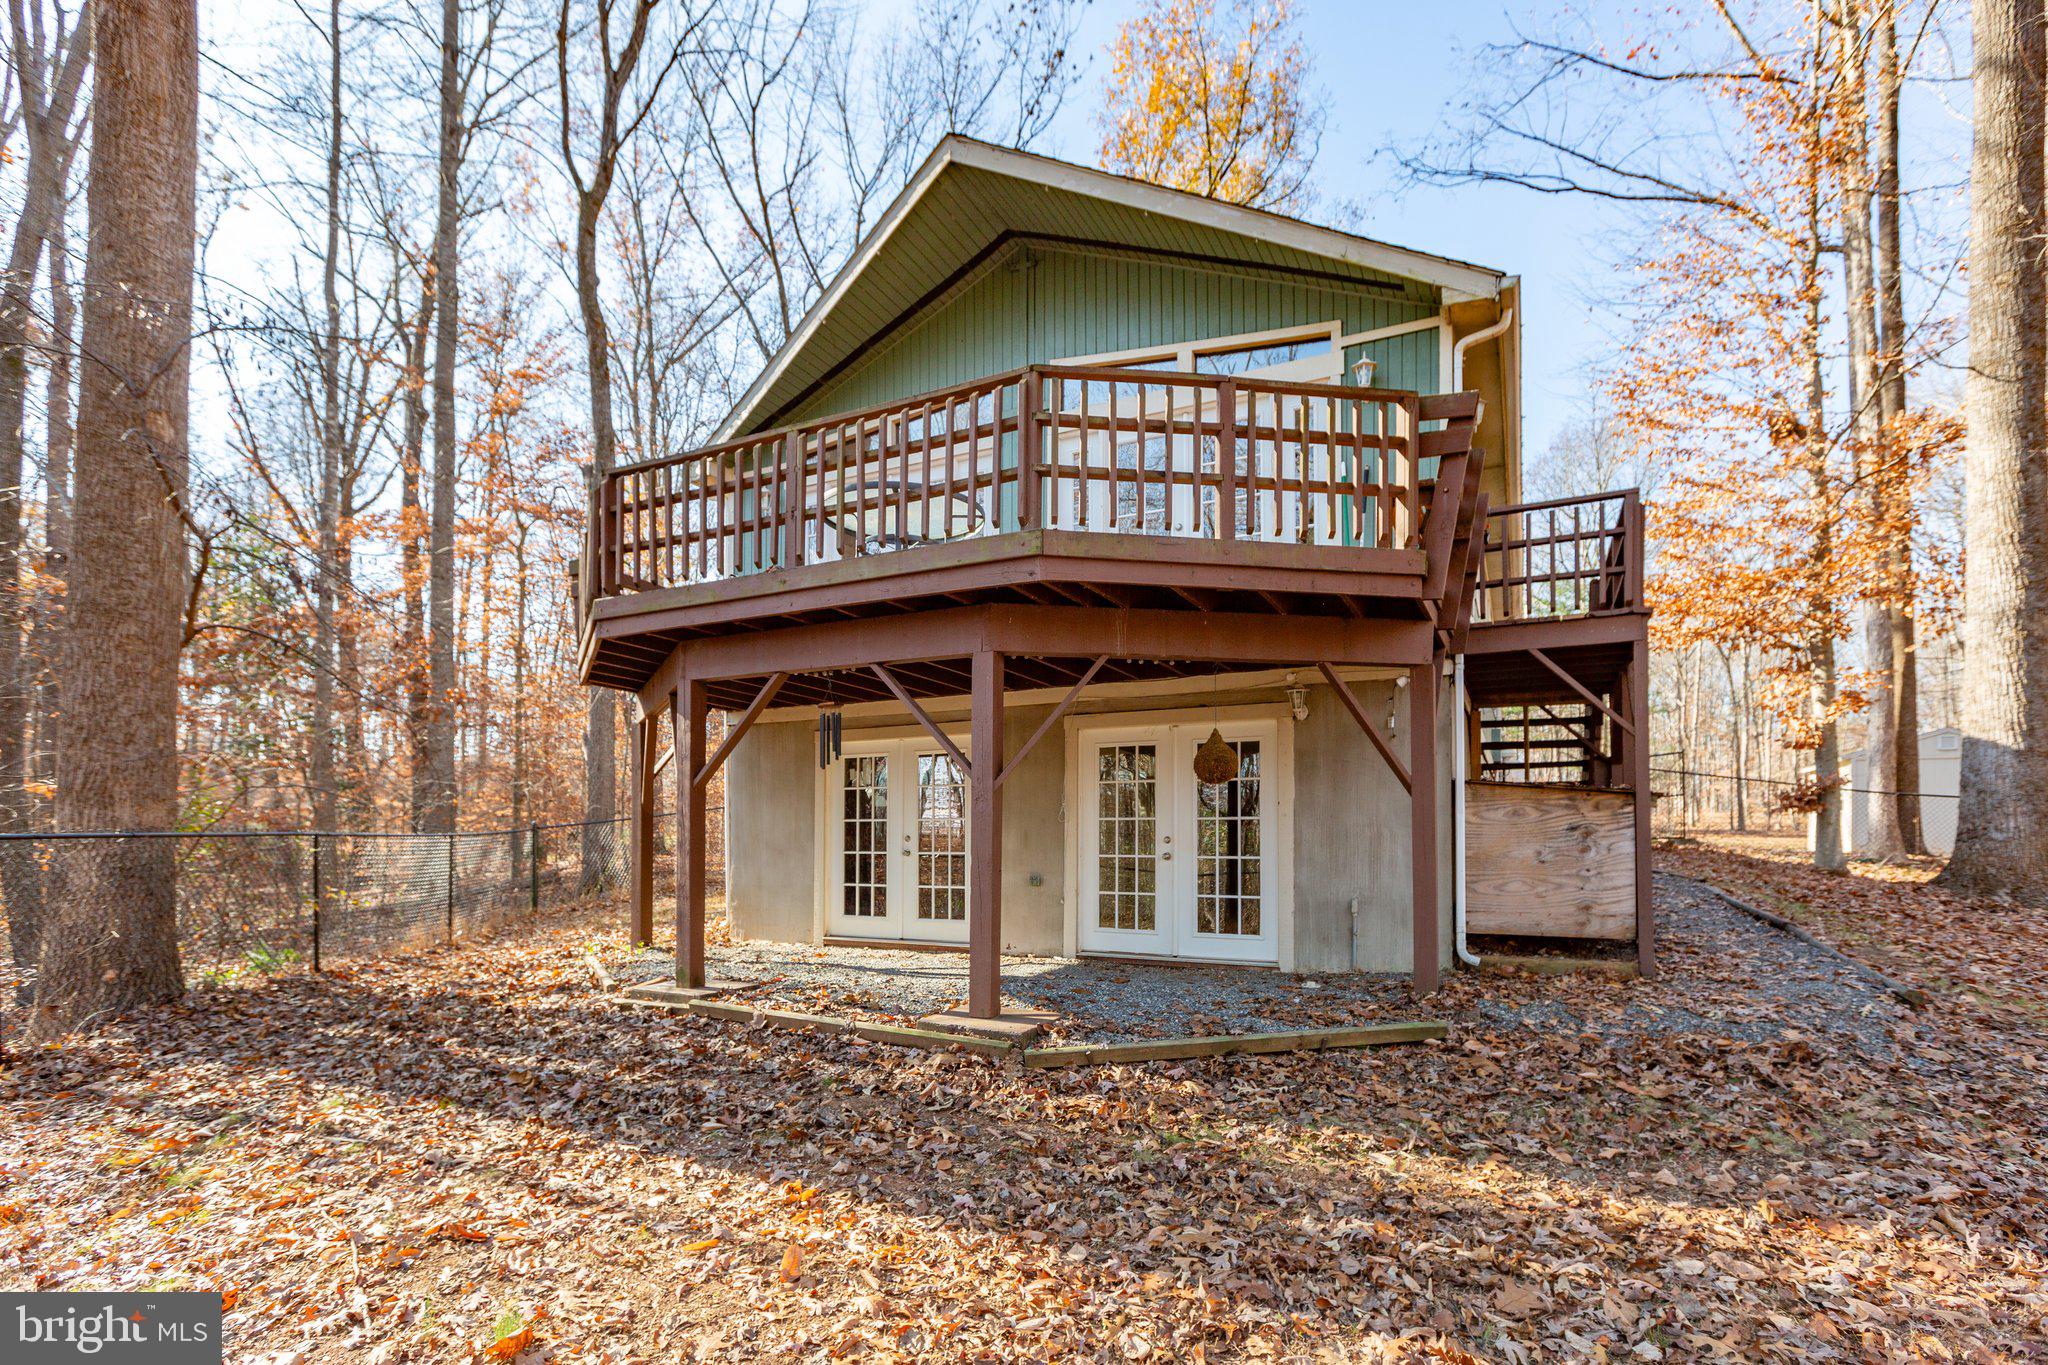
[693,671,789,790]
[996,655,1107,791]
[651,745,675,779]
[1528,647,1635,736]
[1409,660,1440,996]
[869,663,972,777]
[1317,662,1411,792]
[674,676,710,989]
[630,710,656,945]
[654,604,1433,689]
[967,651,1005,1018]
[1626,639,1655,978]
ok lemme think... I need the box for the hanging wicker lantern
[1193,727,1238,785]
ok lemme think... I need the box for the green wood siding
[782,244,1443,425]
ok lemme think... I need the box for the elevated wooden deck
[578,365,1485,703]
[575,365,1654,1011]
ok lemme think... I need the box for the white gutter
[1451,308,1514,389]
[1447,309,1510,972]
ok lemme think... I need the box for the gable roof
[719,137,1507,438]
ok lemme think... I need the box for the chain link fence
[0,809,721,994]
[1651,767,1959,855]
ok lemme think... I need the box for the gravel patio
[608,872,1909,1047]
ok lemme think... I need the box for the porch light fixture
[1389,674,1409,736]
[1285,681,1310,722]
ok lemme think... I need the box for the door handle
[1161,851,1173,861]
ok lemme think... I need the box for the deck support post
[674,673,710,989]
[1626,637,1656,977]
[630,707,656,945]
[1409,658,1441,996]
[967,650,1006,1018]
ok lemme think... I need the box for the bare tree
[1872,0,1921,851]
[36,0,197,1034]
[1945,0,2048,899]
[555,0,707,888]
[0,0,88,987]
[421,0,464,832]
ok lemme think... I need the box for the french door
[1077,719,1279,963]
[827,737,971,943]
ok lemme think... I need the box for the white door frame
[1063,703,1295,969]
[816,725,972,944]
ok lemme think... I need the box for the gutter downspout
[1448,309,1510,972]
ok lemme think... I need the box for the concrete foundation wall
[723,673,1456,974]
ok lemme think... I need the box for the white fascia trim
[717,137,1507,440]
[950,140,1505,301]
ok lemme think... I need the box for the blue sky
[1019,0,1971,463]
[1024,1,1632,459]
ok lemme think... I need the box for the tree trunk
[1833,0,1903,859]
[1874,2,1921,852]
[421,0,461,833]
[511,517,529,831]
[308,0,344,834]
[35,0,197,1035]
[1945,0,2048,899]
[0,5,89,997]
[45,212,72,564]
[33,208,73,827]
[1803,101,1845,874]
[398,279,432,829]
[575,183,617,889]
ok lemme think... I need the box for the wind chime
[816,698,843,768]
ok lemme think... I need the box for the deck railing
[584,364,1424,599]
[1472,490,1643,623]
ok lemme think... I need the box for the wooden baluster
[935,400,950,539]
[1046,379,1062,529]
[920,402,936,540]
[1324,396,1339,544]
[1405,396,1422,549]
[1242,389,1259,539]
[1138,376,1155,532]
[715,451,728,577]
[892,414,909,546]
[1362,399,1379,548]
[1106,374,1121,530]
[1077,378,1091,530]
[1571,501,1583,613]
[1018,374,1040,532]
[1217,380,1237,540]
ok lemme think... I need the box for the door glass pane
[841,755,888,917]
[915,753,967,923]
[1096,744,1157,931]
[1195,740,1261,936]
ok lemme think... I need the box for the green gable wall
[778,244,1443,427]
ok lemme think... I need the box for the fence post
[446,833,457,945]
[530,823,541,911]
[310,834,322,975]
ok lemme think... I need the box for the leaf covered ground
[3,846,2045,1363]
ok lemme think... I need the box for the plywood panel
[1466,781,1635,940]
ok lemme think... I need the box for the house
[577,137,1653,1022]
